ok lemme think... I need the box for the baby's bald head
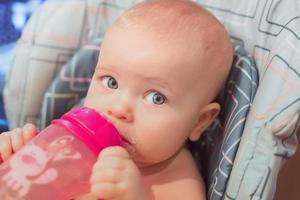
[106,0,233,103]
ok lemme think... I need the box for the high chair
[3,1,299,199]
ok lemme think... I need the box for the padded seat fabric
[191,43,258,200]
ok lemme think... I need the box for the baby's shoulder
[144,148,206,200]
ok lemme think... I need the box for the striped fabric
[38,40,100,128]
[190,43,258,200]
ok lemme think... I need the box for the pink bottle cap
[52,107,124,155]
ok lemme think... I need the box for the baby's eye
[145,91,166,105]
[101,76,118,89]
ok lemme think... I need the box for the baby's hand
[0,124,37,162]
[90,146,149,200]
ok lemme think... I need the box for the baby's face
[85,25,210,167]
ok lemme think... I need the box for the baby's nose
[106,104,133,123]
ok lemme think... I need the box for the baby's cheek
[134,130,183,163]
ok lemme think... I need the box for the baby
[0,0,233,199]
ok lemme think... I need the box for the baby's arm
[0,124,37,162]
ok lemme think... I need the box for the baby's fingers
[22,123,37,143]
[10,128,24,153]
[90,168,121,184]
[0,132,13,161]
[90,182,118,200]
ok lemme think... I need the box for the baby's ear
[189,102,220,141]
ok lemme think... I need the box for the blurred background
[0,0,45,131]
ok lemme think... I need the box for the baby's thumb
[22,123,38,143]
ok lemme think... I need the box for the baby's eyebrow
[97,65,177,96]
[95,66,118,75]
[140,76,177,97]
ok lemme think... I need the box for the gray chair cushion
[189,42,258,200]
[38,41,100,128]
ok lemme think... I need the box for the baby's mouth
[112,124,132,145]
[119,134,131,145]
[104,117,135,154]
[116,130,136,156]
[102,115,133,146]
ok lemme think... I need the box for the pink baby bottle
[0,107,124,200]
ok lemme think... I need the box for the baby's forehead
[117,0,214,39]
[113,1,226,61]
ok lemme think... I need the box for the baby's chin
[133,155,172,171]
[131,154,156,169]
[135,161,152,168]
[135,160,161,174]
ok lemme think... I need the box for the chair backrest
[194,1,300,199]
[38,40,100,128]
[188,42,258,199]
